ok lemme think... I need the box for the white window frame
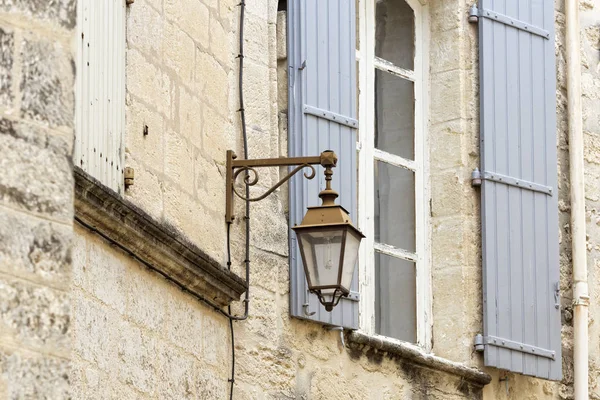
[356,0,431,350]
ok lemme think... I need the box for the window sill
[74,167,247,307]
[346,331,492,386]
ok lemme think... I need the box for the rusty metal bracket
[225,150,337,223]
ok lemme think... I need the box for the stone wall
[67,0,600,399]
[71,225,230,398]
[71,0,487,398]
[0,0,75,397]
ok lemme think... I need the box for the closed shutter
[75,0,125,193]
[478,0,561,380]
[288,0,359,329]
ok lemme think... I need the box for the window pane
[374,161,416,252]
[375,0,415,71]
[375,252,416,342]
[375,69,415,160]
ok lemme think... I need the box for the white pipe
[565,1,589,399]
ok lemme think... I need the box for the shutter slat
[75,0,124,193]
[289,0,358,329]
[479,0,561,380]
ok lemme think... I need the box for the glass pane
[298,229,343,287]
[375,0,415,71]
[375,252,416,342]
[375,69,415,160]
[374,161,416,252]
[341,229,362,291]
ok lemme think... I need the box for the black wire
[226,223,236,400]
[228,1,249,399]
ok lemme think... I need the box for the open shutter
[288,0,358,329]
[75,0,125,193]
[478,0,561,380]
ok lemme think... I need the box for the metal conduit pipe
[565,1,589,398]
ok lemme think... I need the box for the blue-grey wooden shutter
[288,0,359,329]
[478,0,561,380]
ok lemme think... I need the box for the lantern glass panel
[297,228,344,288]
[341,228,362,290]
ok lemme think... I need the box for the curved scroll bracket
[232,164,316,203]
[225,149,337,223]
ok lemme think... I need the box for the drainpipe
[565,0,589,398]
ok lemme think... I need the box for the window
[74,0,126,193]
[358,0,430,348]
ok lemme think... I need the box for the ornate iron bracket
[225,150,337,223]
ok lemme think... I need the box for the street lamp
[226,150,364,311]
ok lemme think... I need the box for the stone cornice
[347,331,492,387]
[74,167,247,307]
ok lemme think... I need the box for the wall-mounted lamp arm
[225,150,337,223]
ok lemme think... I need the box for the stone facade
[0,0,75,398]
[0,0,599,398]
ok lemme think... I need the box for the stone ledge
[347,331,492,387]
[74,167,247,307]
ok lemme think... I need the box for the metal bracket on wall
[478,7,550,39]
[471,168,553,196]
[303,105,358,129]
[347,291,360,302]
[473,333,556,359]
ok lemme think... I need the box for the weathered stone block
[202,313,227,366]
[195,51,229,113]
[122,158,164,220]
[430,28,462,74]
[164,290,204,358]
[193,152,225,215]
[196,367,227,399]
[0,28,13,109]
[165,0,209,48]
[244,13,270,66]
[0,348,70,399]
[82,240,127,314]
[0,277,70,353]
[431,217,466,267]
[0,120,73,220]
[124,262,167,332]
[1,0,76,28]
[179,87,203,143]
[72,290,124,372]
[126,0,163,57]
[165,129,195,194]
[126,49,172,118]
[209,15,230,66]
[117,321,157,395]
[162,183,224,260]
[19,38,74,129]
[162,21,196,82]
[430,69,463,124]
[243,59,272,132]
[202,105,232,158]
[125,99,165,165]
[155,340,196,399]
[0,211,72,287]
[430,172,464,218]
[429,0,462,33]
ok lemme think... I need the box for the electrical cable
[227,1,250,398]
[226,223,236,400]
